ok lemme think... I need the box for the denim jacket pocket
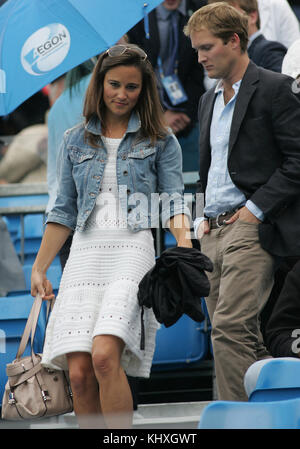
[127,146,156,159]
[127,147,156,191]
[68,146,96,164]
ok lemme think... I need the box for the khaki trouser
[201,220,274,401]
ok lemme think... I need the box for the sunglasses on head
[105,44,147,61]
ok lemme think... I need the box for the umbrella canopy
[0,0,162,116]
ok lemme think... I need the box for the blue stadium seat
[198,398,300,429]
[1,215,20,242]
[13,214,44,259]
[0,294,48,406]
[248,358,300,402]
[152,305,209,370]
[163,231,176,249]
[0,194,48,210]
[1,193,48,242]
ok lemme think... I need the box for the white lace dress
[42,137,159,378]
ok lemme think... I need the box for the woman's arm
[31,222,71,299]
[169,214,192,248]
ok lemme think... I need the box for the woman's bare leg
[92,335,133,429]
[67,352,105,428]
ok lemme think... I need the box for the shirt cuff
[245,200,265,221]
[193,216,207,239]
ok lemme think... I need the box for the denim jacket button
[123,170,128,176]
[122,155,127,160]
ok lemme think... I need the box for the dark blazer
[248,33,287,73]
[197,61,300,257]
[127,0,206,133]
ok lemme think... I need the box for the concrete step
[0,401,210,429]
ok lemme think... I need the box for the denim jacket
[46,111,190,232]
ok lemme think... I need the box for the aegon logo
[21,23,71,76]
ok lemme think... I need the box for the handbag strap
[16,295,54,360]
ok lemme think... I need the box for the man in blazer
[127,0,206,171]
[184,3,300,401]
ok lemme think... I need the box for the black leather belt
[208,209,239,229]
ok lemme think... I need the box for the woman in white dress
[31,44,192,428]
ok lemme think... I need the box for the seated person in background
[208,0,287,72]
[264,259,300,359]
[0,216,26,296]
[127,0,207,172]
[0,124,47,184]
[244,259,300,397]
[257,0,300,49]
[282,38,300,82]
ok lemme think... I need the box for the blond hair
[184,2,249,53]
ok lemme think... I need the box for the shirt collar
[157,0,186,20]
[248,30,262,47]
[214,79,242,95]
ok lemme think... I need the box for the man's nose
[198,51,207,64]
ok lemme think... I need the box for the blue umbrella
[0,0,162,116]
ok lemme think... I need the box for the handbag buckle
[41,390,51,402]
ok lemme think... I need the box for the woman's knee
[67,353,96,395]
[92,335,124,379]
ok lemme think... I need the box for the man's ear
[248,10,258,27]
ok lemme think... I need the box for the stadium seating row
[198,358,300,429]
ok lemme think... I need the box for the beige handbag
[1,294,73,420]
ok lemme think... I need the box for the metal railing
[0,183,48,264]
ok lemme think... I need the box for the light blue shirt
[194,79,264,235]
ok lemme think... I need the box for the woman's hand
[31,268,55,301]
[30,222,71,300]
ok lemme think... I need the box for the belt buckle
[216,212,227,228]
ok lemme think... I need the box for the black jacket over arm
[197,61,300,257]
[127,0,206,128]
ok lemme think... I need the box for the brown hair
[83,44,167,146]
[207,0,260,29]
[184,2,249,53]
